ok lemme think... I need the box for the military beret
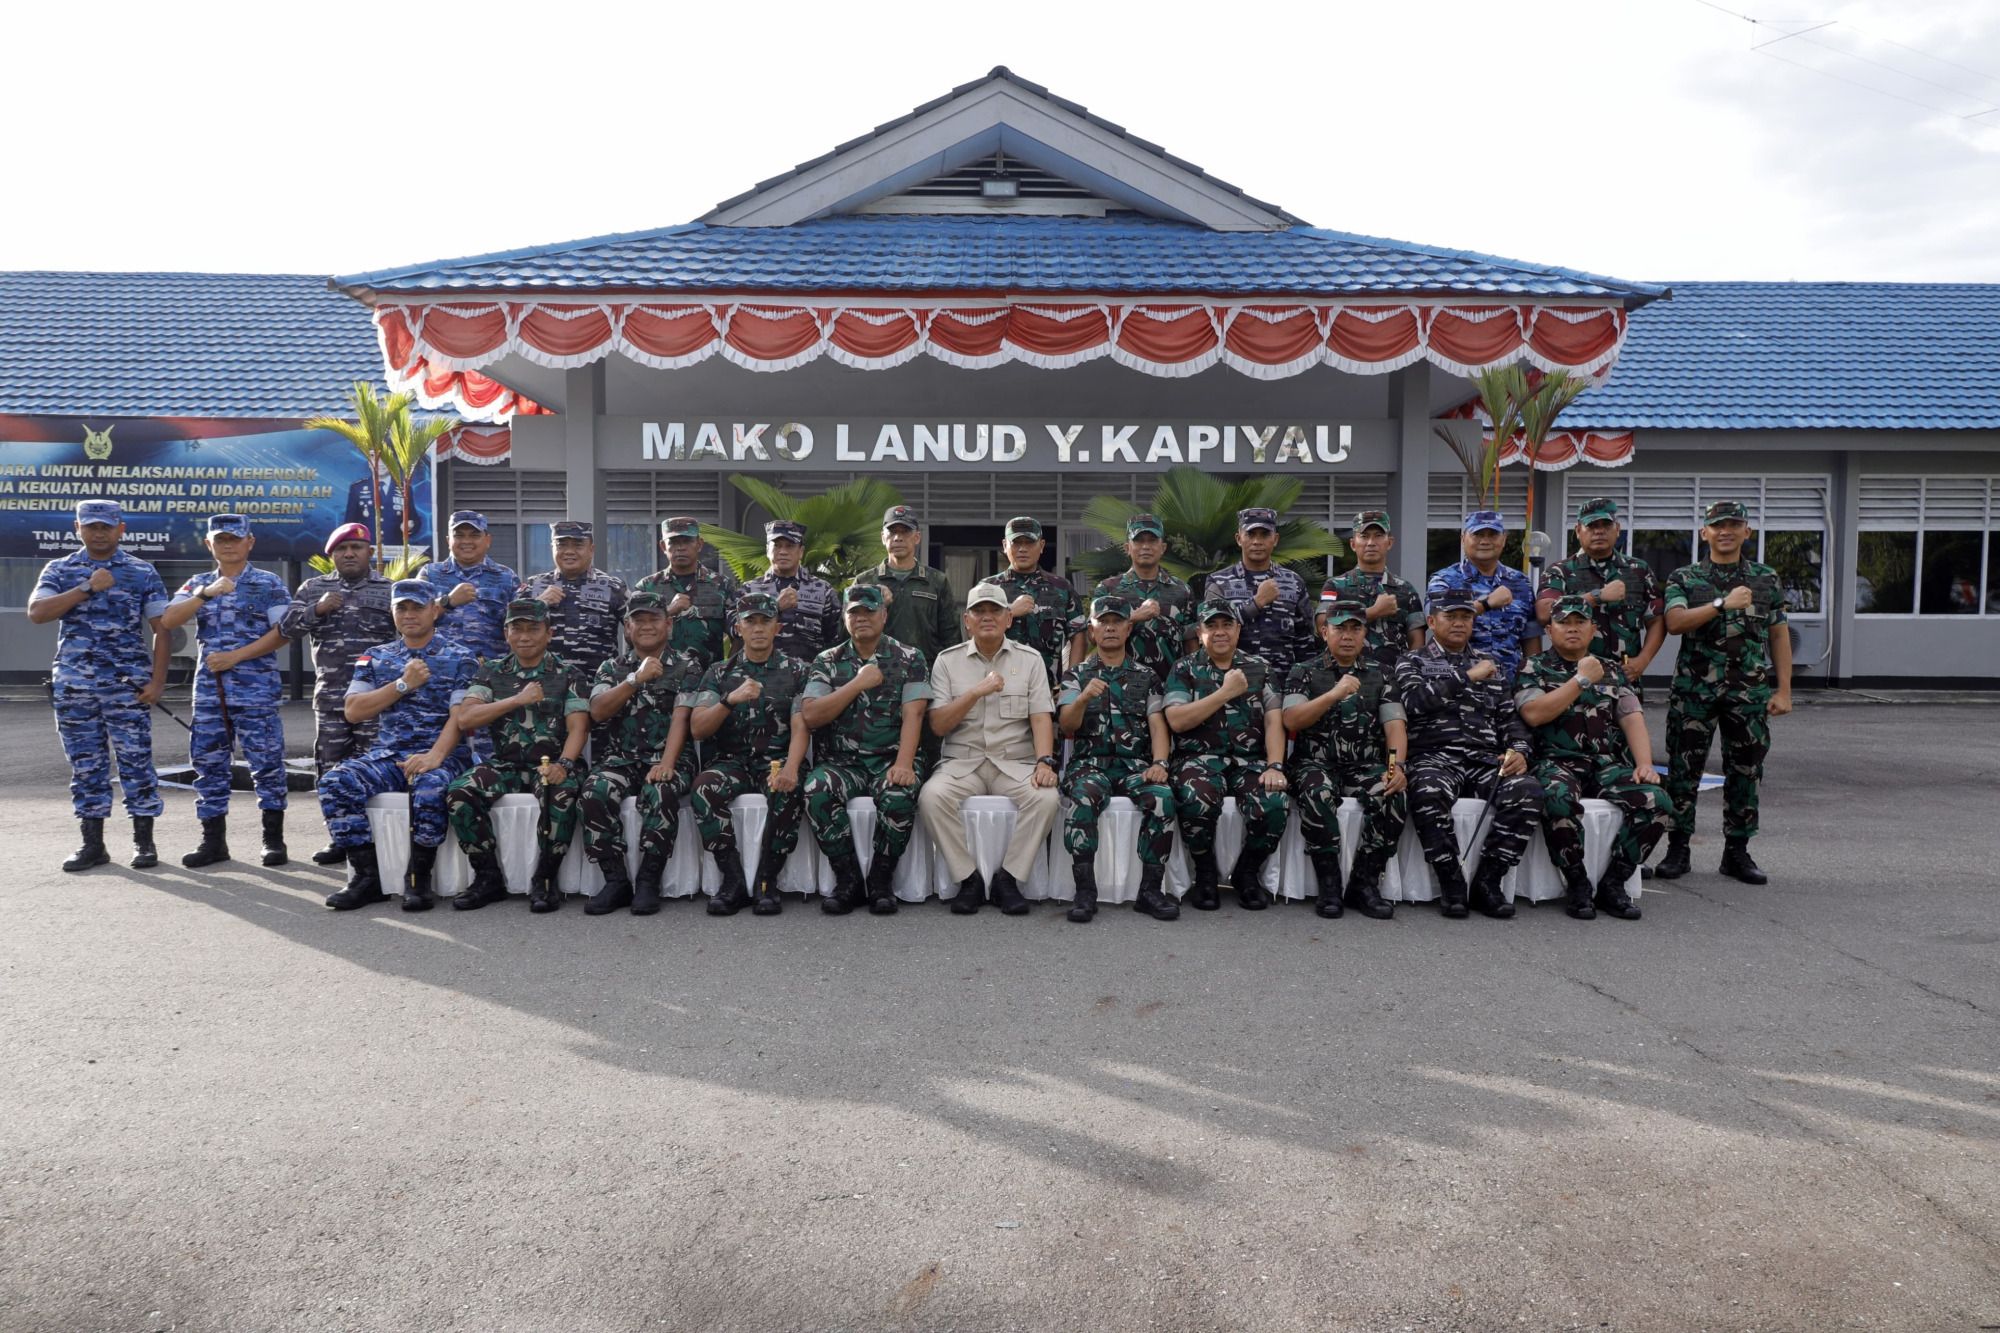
[1323,598,1369,626]
[842,583,886,611]
[1090,593,1134,620]
[1549,594,1595,622]
[765,519,807,543]
[624,590,668,617]
[1704,500,1749,523]
[1127,513,1166,538]
[735,591,780,619]
[1198,598,1241,623]
[660,516,701,540]
[503,597,549,624]
[1350,509,1391,535]
[324,522,371,554]
[552,520,593,541]
[1576,497,1619,525]
[881,505,921,530]
[390,580,437,606]
[76,499,123,525]
[206,514,250,538]
[1004,516,1043,542]
[1237,507,1279,533]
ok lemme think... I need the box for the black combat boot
[1133,862,1179,921]
[1232,849,1272,910]
[866,852,901,915]
[401,841,438,912]
[950,869,984,915]
[1342,847,1395,920]
[990,868,1031,916]
[585,854,633,915]
[310,841,347,867]
[1560,866,1598,920]
[527,851,565,913]
[1595,857,1644,920]
[821,848,865,915]
[129,816,158,870]
[1310,852,1345,919]
[1469,855,1516,919]
[324,843,386,910]
[180,815,230,869]
[1651,831,1691,880]
[630,851,667,916]
[1719,837,1767,885]
[453,849,509,910]
[259,809,288,867]
[62,818,109,872]
[1067,857,1098,923]
[1187,847,1222,911]
[706,847,749,916]
[752,851,787,915]
[1432,858,1471,919]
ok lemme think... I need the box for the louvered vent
[1859,476,1996,527]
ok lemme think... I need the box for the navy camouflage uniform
[1207,562,1318,678]
[738,570,840,664]
[1163,644,1289,860]
[688,640,808,864]
[318,632,479,849]
[802,630,933,864]
[1396,628,1542,877]
[1282,645,1408,869]
[518,562,629,683]
[1429,513,1539,682]
[447,648,588,860]
[578,632,704,867]
[172,562,291,821]
[280,568,395,774]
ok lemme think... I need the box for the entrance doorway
[927,523,1057,612]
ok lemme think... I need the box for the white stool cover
[561,798,703,899]
[929,795,1054,901]
[1048,796,1156,905]
[819,796,931,902]
[1271,800,1408,903]
[364,793,477,896]
[1162,798,1282,898]
[695,794,823,896]
[1393,797,1642,903]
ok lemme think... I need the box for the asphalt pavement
[1,698,1996,1332]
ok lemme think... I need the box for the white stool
[561,797,704,899]
[1394,797,1642,903]
[928,795,1054,901]
[695,794,823,896]
[1048,796,1163,905]
[1271,800,1408,903]
[819,796,932,902]
[364,792,475,895]
[1163,798,1283,898]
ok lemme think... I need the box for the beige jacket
[929,636,1055,779]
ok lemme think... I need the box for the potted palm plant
[700,475,909,586]
[1069,465,1342,596]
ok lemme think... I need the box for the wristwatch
[394,679,409,694]
[623,672,639,688]
[1264,761,1286,772]
[1035,755,1058,770]
[1711,596,1726,610]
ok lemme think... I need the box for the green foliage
[383,411,455,556]
[304,550,430,580]
[1434,366,1525,510]
[1069,466,1343,592]
[1513,369,1592,535]
[305,554,335,577]
[701,475,907,588]
[304,382,407,573]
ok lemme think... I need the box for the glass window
[1989,536,2000,615]
[1761,531,1823,614]
[1918,530,1984,615]
[1855,532,1916,614]
[0,556,49,609]
[1631,529,1692,588]
[606,524,658,586]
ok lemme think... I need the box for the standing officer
[1055,594,1177,924]
[280,522,395,866]
[1428,510,1539,683]
[849,505,959,664]
[1319,510,1426,670]
[1516,595,1667,920]
[1162,600,1290,912]
[446,600,590,914]
[800,584,932,916]
[28,499,171,871]
[1535,497,1665,694]
[1282,598,1409,921]
[520,520,628,686]
[422,509,520,664]
[1206,507,1318,678]
[318,582,479,911]
[159,514,292,869]
[1396,579,1542,920]
[578,591,702,916]
[738,519,839,663]
[1656,500,1793,884]
[688,592,810,917]
[636,517,730,670]
[1096,513,1197,690]
[991,516,1082,690]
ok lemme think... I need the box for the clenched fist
[634,654,664,684]
[1010,594,1036,616]
[1575,654,1605,685]
[538,584,566,607]
[1724,585,1755,611]
[1078,677,1110,703]
[1482,584,1512,610]
[1253,579,1281,608]
[977,671,1006,698]
[316,591,344,615]
[1467,659,1497,682]
[87,568,115,593]
[667,593,693,617]
[1598,579,1626,604]
[449,582,477,607]
[204,576,237,598]
[1133,598,1160,622]
[1330,674,1362,702]
[514,680,544,707]
[727,678,763,705]
[853,661,884,691]
[1221,668,1249,698]
[401,658,431,690]
[1370,591,1399,619]
[776,586,798,612]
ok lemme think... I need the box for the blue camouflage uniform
[172,559,292,820]
[1428,557,1538,683]
[35,541,169,818]
[422,555,520,664]
[280,568,396,774]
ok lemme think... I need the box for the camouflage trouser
[577,755,695,864]
[1406,758,1542,869]
[804,754,928,861]
[1288,760,1405,863]
[1061,762,1175,865]
[319,749,473,848]
[692,758,804,859]
[446,761,582,859]
[311,697,377,777]
[53,682,161,819]
[1535,755,1675,881]
[1664,686,1770,840]
[190,702,287,820]
[1170,755,1289,858]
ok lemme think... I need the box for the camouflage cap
[75,499,123,525]
[765,519,807,544]
[843,583,887,612]
[1090,593,1134,620]
[552,520,593,542]
[324,522,371,553]
[1237,507,1279,533]
[735,590,780,619]
[881,505,921,530]
[1004,516,1043,542]
[1126,513,1166,538]
[206,513,250,538]
[624,590,668,617]
[504,597,549,624]
[1198,598,1242,624]
[1704,499,1749,523]
[1549,593,1594,622]
[1427,580,1478,613]
[1576,497,1620,525]
[1350,509,1391,535]
[1462,509,1507,534]
[660,516,701,540]
[391,579,437,606]
[447,509,488,532]
[1323,597,1369,626]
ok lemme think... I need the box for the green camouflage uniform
[1515,648,1675,880]
[446,652,589,857]
[994,565,1081,690]
[801,638,933,861]
[1095,570,1195,689]
[1539,550,1665,697]
[1320,568,1426,673]
[1662,557,1787,840]
[1163,650,1289,857]
[848,561,959,663]
[1057,655,1174,865]
[1281,651,1408,864]
[687,650,808,858]
[577,647,704,863]
[633,565,732,670]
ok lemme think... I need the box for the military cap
[1462,509,1507,534]
[1126,513,1166,539]
[503,598,549,624]
[390,579,437,606]
[1090,593,1134,621]
[660,516,701,540]
[624,590,668,617]
[75,499,123,525]
[552,520,593,541]
[1323,597,1369,626]
[1704,499,1749,523]
[1350,509,1392,535]
[735,590,780,619]
[1427,580,1478,613]
[206,513,250,538]
[324,521,371,553]
[1198,598,1242,624]
[964,582,1010,610]
[881,505,921,530]
[1237,507,1280,533]
[765,519,807,544]
[843,583,887,612]
[1576,497,1620,525]
[447,509,488,532]
[1549,593,1595,622]
[1004,516,1043,542]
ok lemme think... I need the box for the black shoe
[1595,861,1644,920]
[1341,847,1395,920]
[1432,858,1470,919]
[259,809,288,867]
[1652,832,1691,880]
[1133,862,1179,921]
[527,851,565,913]
[707,847,749,916]
[130,816,158,870]
[401,841,438,911]
[310,841,348,867]
[631,851,667,915]
[1719,838,1767,885]
[752,852,786,915]
[866,852,900,915]
[1188,847,1221,911]
[1469,854,1516,919]
[822,848,865,915]
[585,854,634,915]
[63,817,110,872]
[1310,853,1345,919]
[180,815,230,869]
[1067,858,1098,923]
[951,870,985,915]
[1561,868,1598,920]
[453,851,509,911]
[990,868,1030,916]
[1232,851,1272,910]
[324,843,386,910]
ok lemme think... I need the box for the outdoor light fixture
[981,177,1019,198]
[1527,529,1553,569]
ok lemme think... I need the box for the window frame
[1854,475,1997,620]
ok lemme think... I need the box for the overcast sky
[3,0,1995,282]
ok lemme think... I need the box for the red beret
[325,523,372,554]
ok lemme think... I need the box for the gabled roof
[0,271,382,418]
[1559,282,2000,431]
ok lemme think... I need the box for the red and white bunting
[1438,395,1634,471]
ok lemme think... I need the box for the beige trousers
[918,758,1061,883]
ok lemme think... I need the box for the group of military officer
[36,488,1791,919]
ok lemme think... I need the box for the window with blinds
[1856,476,1997,617]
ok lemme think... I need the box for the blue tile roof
[1563,282,2000,431]
[331,214,1663,301]
[0,271,384,418]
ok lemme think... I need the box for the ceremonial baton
[153,701,195,734]
[1461,751,1508,870]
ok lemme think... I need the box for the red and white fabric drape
[1437,397,1634,470]
[436,424,513,466]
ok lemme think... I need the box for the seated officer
[1515,595,1666,921]
[446,600,590,914]
[1162,599,1290,912]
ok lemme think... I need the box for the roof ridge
[330,223,705,291]
[0,270,329,280]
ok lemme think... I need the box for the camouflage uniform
[578,645,704,865]
[1282,650,1408,866]
[173,565,292,820]
[446,650,589,859]
[687,649,808,860]
[848,560,960,663]
[1206,561,1318,677]
[1096,568,1196,689]
[801,637,933,862]
[35,544,169,819]
[1396,636,1542,875]
[1661,554,1787,841]
[993,561,1081,690]
[1427,557,1538,683]
[1321,568,1426,673]
[517,565,629,683]
[422,555,520,663]
[1057,654,1174,865]
[1539,549,1664,696]
[280,569,396,774]
[319,634,479,848]
[1162,649,1289,858]
[738,569,840,663]
[635,564,731,670]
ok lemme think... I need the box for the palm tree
[304,382,405,572]
[700,475,908,587]
[1433,366,1525,511]
[1513,369,1591,538]
[307,550,430,580]
[1070,466,1343,595]
[382,407,455,562]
